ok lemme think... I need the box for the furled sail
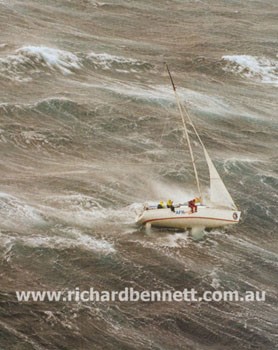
[203,148,237,209]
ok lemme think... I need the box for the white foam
[21,231,115,253]
[210,269,221,289]
[21,131,49,145]
[42,194,139,227]
[154,85,231,114]
[17,46,81,74]
[46,194,103,211]
[0,231,17,262]
[0,192,45,228]
[0,227,114,254]
[0,46,81,79]
[87,51,146,72]
[161,232,189,247]
[222,55,278,86]
[102,82,234,116]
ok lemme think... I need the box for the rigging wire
[164,63,203,201]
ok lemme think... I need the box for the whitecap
[0,45,81,79]
[41,194,139,228]
[20,230,115,253]
[160,232,189,248]
[0,226,115,254]
[17,46,81,74]
[222,55,278,86]
[87,51,149,72]
[0,192,45,229]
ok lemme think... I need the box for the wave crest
[0,192,45,229]
[222,55,278,86]
[0,46,81,80]
[86,51,152,73]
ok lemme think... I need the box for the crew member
[195,197,201,204]
[167,199,175,212]
[157,201,165,209]
[188,198,197,213]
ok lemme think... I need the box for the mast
[165,63,202,201]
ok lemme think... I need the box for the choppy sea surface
[0,1,277,349]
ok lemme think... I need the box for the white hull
[136,205,241,229]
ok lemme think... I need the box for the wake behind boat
[136,64,241,230]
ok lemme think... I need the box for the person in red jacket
[188,198,197,213]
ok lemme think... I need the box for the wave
[223,157,261,174]
[154,232,189,248]
[18,46,81,74]
[46,194,105,212]
[101,81,234,115]
[0,126,72,152]
[0,192,45,229]
[0,45,81,80]
[41,194,139,228]
[0,98,91,150]
[22,231,115,253]
[259,174,278,191]
[0,101,74,151]
[0,229,115,255]
[222,55,278,86]
[86,51,152,73]
[228,235,278,260]
[0,45,151,81]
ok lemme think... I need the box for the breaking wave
[0,46,81,80]
[0,229,115,256]
[40,193,140,229]
[86,51,152,72]
[0,192,45,229]
[0,45,151,81]
[222,55,278,86]
[21,230,115,253]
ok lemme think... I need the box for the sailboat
[136,64,241,229]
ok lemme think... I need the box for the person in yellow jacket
[167,199,175,212]
[157,201,165,209]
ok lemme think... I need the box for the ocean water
[0,0,277,349]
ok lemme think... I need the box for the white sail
[203,148,237,209]
[179,102,237,210]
